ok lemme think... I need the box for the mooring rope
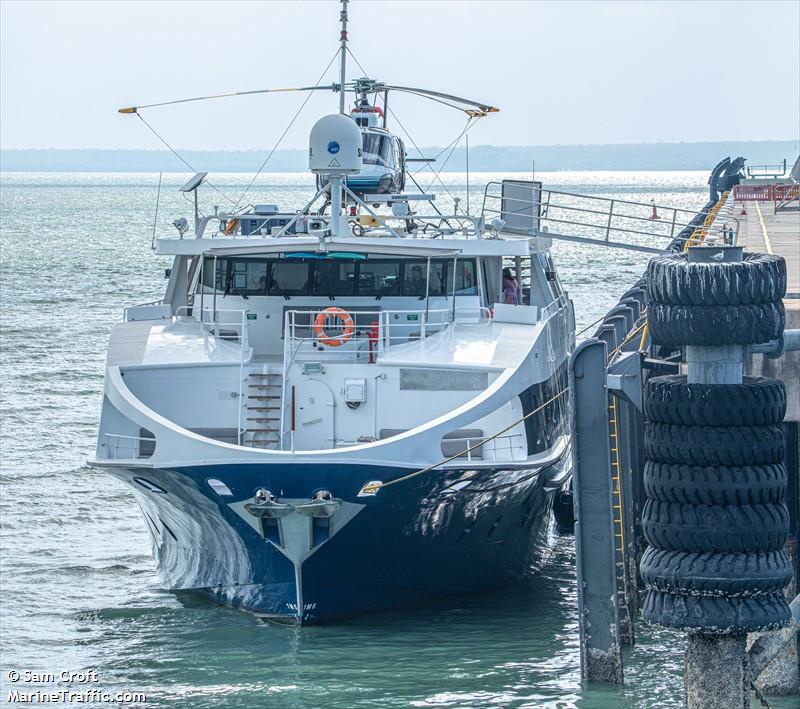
[363,307,649,495]
[359,388,570,495]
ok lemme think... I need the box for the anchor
[244,489,293,518]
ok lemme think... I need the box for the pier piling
[571,339,624,683]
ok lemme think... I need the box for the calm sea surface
[2,171,788,708]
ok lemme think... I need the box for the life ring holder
[313,307,355,347]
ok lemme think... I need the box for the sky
[1,0,798,151]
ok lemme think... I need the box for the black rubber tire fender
[644,375,786,427]
[648,301,785,346]
[642,499,789,553]
[644,422,785,467]
[642,589,790,633]
[643,461,787,505]
[640,547,792,597]
[647,252,787,306]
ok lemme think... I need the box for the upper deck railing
[188,208,487,241]
[282,304,492,369]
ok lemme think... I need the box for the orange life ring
[313,307,355,347]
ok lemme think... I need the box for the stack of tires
[640,251,791,632]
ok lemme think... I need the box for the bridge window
[198,256,478,299]
[201,257,227,293]
[201,257,268,295]
[229,260,269,295]
[446,260,478,295]
[357,260,401,296]
[402,260,446,297]
[268,260,309,296]
[310,261,357,296]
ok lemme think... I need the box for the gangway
[481,181,734,254]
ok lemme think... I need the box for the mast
[338,0,348,115]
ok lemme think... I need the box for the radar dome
[309,114,363,175]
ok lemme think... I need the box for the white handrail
[281,306,492,357]
[441,432,522,462]
[481,181,712,246]
[174,306,250,444]
[103,432,154,460]
[237,309,247,445]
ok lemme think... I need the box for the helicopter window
[357,260,400,296]
[362,133,393,167]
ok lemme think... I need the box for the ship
[89,0,575,623]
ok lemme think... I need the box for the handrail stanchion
[280,312,291,450]
[237,310,245,446]
[605,200,614,243]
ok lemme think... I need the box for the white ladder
[242,366,283,449]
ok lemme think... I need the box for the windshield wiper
[228,285,249,300]
[271,284,290,300]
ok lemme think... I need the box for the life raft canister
[313,307,355,347]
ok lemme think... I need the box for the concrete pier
[739,198,800,418]
[738,192,800,695]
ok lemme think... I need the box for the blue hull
[112,453,570,623]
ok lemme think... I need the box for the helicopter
[118,1,498,219]
[120,79,495,203]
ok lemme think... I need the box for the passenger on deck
[404,264,427,297]
[502,268,520,305]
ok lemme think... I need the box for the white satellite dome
[309,114,363,175]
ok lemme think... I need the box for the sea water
[3,171,789,708]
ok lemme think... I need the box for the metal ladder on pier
[242,367,283,449]
[608,396,635,644]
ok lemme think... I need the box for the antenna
[179,172,207,234]
[466,134,470,216]
[338,0,349,115]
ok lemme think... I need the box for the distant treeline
[1,140,796,172]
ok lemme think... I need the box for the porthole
[207,478,233,497]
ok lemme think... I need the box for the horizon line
[2,138,798,152]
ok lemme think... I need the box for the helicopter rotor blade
[118,84,340,113]
[371,84,498,115]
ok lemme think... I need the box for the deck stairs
[242,365,284,449]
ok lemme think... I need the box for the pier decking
[739,197,800,420]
